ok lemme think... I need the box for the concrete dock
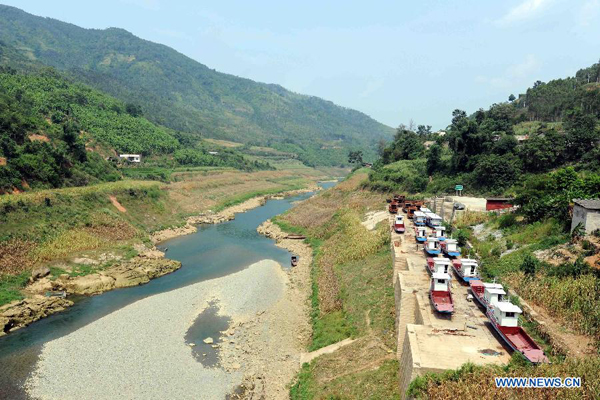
[389,211,510,398]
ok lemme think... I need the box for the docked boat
[424,237,441,255]
[426,257,451,275]
[433,225,447,241]
[469,280,505,308]
[415,226,427,243]
[388,201,398,214]
[441,238,461,257]
[452,258,479,281]
[402,201,413,213]
[486,302,549,364]
[394,215,405,233]
[429,272,454,314]
[407,206,417,219]
[413,211,427,226]
[425,212,443,228]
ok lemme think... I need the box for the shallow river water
[0,183,335,399]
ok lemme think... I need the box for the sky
[2,0,599,129]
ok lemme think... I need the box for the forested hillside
[0,5,394,166]
[368,60,600,199]
[0,58,271,192]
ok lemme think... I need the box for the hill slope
[0,5,394,166]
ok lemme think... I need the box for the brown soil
[108,195,127,213]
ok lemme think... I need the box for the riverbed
[0,184,334,399]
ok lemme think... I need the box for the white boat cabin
[420,207,431,213]
[395,215,404,224]
[425,212,443,227]
[484,287,506,306]
[460,258,478,277]
[431,272,451,291]
[416,226,427,237]
[492,301,522,327]
[433,258,451,274]
[434,225,446,238]
[413,211,427,225]
[444,239,459,252]
[426,237,440,251]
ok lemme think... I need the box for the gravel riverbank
[26,260,287,400]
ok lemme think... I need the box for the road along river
[0,183,334,399]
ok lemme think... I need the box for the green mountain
[0,5,394,166]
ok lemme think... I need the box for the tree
[348,150,364,165]
[426,144,442,175]
[417,125,432,136]
[377,139,387,156]
[508,94,516,102]
[473,154,520,191]
[520,254,538,277]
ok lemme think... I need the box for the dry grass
[0,239,36,275]
[413,357,600,399]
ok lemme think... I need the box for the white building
[119,154,141,163]
[571,199,600,235]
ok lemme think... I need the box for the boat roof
[432,272,451,280]
[485,288,506,295]
[413,211,426,217]
[426,237,439,242]
[445,238,457,244]
[435,225,446,230]
[496,302,522,313]
[395,215,404,220]
[460,258,478,265]
[425,212,442,219]
[420,207,431,213]
[433,258,451,265]
[483,282,503,289]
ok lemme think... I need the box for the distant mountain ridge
[0,5,394,166]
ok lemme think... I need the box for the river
[0,182,335,399]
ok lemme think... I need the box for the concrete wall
[571,205,600,234]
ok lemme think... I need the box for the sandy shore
[26,260,286,400]
[223,219,313,399]
[150,186,319,244]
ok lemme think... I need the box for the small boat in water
[291,255,299,267]
[441,238,461,258]
[469,280,505,308]
[393,215,405,233]
[415,226,427,243]
[424,237,441,255]
[486,302,549,364]
[429,273,454,314]
[452,258,479,282]
[426,257,451,275]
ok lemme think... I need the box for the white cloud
[496,0,551,25]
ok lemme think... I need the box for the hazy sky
[3,0,599,129]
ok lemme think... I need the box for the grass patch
[0,273,29,305]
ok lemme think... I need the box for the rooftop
[496,301,522,313]
[573,199,600,210]
[432,272,451,280]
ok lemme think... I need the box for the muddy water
[0,183,335,399]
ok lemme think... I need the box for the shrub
[520,254,538,276]
[498,213,517,229]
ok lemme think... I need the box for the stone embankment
[0,248,181,337]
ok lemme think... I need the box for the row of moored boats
[387,194,548,364]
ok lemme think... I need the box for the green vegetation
[0,65,273,192]
[367,61,599,195]
[274,172,399,399]
[0,5,394,166]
